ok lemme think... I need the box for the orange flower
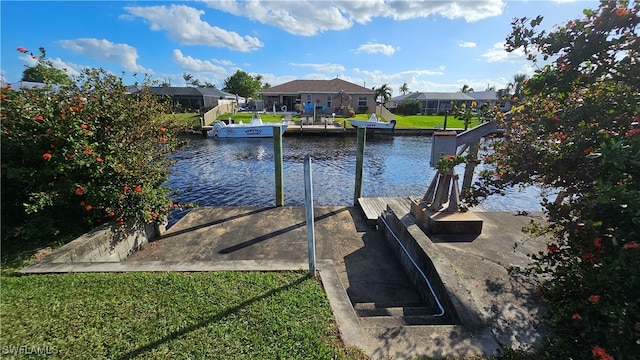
[96,157,103,163]
[81,124,88,129]
[159,127,166,133]
[0,94,6,99]
[75,187,85,196]
[85,147,93,155]
[134,186,142,192]
[35,115,44,121]
[615,8,629,16]
[571,313,582,320]
[592,346,614,360]
[42,153,52,160]
[160,137,168,143]
[623,241,638,249]
[588,294,601,303]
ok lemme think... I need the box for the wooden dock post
[353,127,366,206]
[304,155,316,274]
[273,125,284,207]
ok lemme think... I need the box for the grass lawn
[215,112,484,130]
[1,271,365,359]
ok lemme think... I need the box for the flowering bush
[1,54,184,244]
[467,2,640,358]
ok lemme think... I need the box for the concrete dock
[23,200,549,359]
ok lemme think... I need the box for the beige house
[258,78,376,116]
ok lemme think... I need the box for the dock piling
[353,127,366,206]
[273,125,284,207]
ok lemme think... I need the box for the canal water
[166,135,544,224]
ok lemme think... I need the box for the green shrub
[1,64,183,245]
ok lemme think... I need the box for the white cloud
[123,4,263,51]
[354,43,398,56]
[172,50,227,75]
[204,0,504,36]
[58,38,151,73]
[290,62,346,73]
[480,42,526,63]
[458,41,477,48]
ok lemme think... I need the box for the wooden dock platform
[357,197,413,227]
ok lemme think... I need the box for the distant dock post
[353,126,366,206]
[273,125,284,207]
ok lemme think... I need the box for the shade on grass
[1,271,362,359]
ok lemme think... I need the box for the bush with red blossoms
[467,2,640,358]
[1,53,185,245]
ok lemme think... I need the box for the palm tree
[183,73,194,87]
[375,84,393,105]
[460,84,474,93]
[399,83,409,95]
[508,73,528,99]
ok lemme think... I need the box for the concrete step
[353,302,456,326]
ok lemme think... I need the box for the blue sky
[1,0,598,94]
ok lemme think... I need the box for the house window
[306,95,312,102]
[327,95,331,108]
[358,96,367,107]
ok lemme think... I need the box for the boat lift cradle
[410,121,498,234]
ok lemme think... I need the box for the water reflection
[166,135,543,223]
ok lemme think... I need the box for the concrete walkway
[22,204,549,359]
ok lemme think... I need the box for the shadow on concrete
[158,207,274,240]
[342,209,427,309]
[218,207,349,254]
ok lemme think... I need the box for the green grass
[1,271,366,360]
[166,112,200,127]
[216,112,484,129]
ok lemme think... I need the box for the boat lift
[410,121,498,234]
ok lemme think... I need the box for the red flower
[81,124,88,129]
[625,129,640,138]
[592,346,614,360]
[623,241,638,249]
[86,205,93,211]
[35,115,44,121]
[123,186,130,192]
[42,153,52,160]
[594,237,602,248]
[75,187,85,196]
[588,295,601,303]
[571,313,582,320]
[60,113,66,119]
[0,94,6,100]
[96,157,103,163]
[583,147,594,154]
[159,127,166,133]
[17,47,29,53]
[85,147,93,155]
[547,244,560,253]
[109,211,115,217]
[160,137,168,143]
[134,186,142,192]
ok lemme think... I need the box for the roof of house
[467,90,498,101]
[391,92,476,101]
[142,87,236,98]
[260,78,375,95]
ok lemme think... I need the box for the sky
[0,0,599,95]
